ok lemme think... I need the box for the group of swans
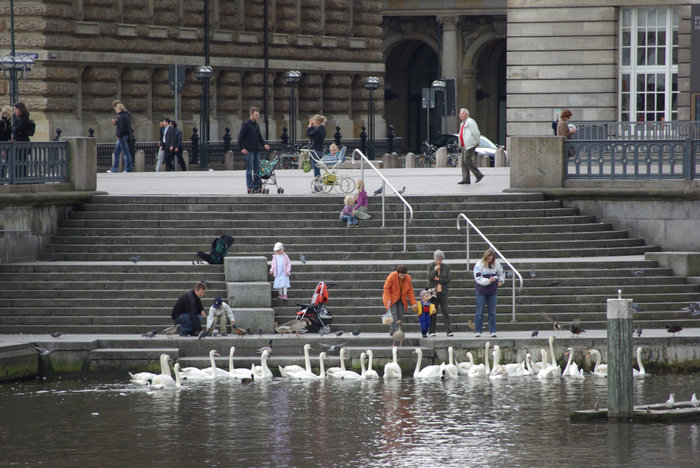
[279,344,381,381]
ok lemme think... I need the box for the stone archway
[385,39,439,152]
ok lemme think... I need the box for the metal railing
[456,213,524,323]
[0,141,70,185]
[352,148,413,252]
[565,139,698,180]
[570,121,700,140]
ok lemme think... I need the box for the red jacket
[383,271,417,310]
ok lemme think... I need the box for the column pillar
[438,16,459,133]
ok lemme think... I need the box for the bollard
[405,152,415,168]
[390,152,399,168]
[182,150,190,171]
[224,150,234,170]
[134,149,145,172]
[606,295,634,419]
[495,147,507,167]
[435,147,448,167]
[382,153,392,168]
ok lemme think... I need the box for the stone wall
[1,0,385,143]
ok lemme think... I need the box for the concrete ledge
[510,136,565,188]
[232,308,275,334]
[645,252,700,276]
[227,282,271,308]
[225,256,268,282]
[89,347,179,371]
[0,345,38,382]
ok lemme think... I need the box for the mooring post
[607,293,634,419]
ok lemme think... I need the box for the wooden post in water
[607,293,633,419]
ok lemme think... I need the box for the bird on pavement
[199,275,210,287]
[335,331,343,337]
[352,328,361,336]
[30,345,54,356]
[634,324,642,337]
[665,393,675,408]
[258,328,263,336]
[373,186,383,196]
[300,254,307,264]
[691,393,699,408]
[142,328,157,339]
[531,329,539,337]
[529,268,536,278]
[633,269,645,277]
[467,320,476,331]
[632,303,643,312]
[666,325,683,336]
[128,255,141,263]
[274,319,308,337]
[258,339,273,355]
[570,325,585,337]
[549,280,560,287]
[392,323,405,348]
[681,303,700,316]
[396,186,406,195]
[161,324,179,339]
[50,332,63,338]
[553,322,561,335]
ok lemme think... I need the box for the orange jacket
[383,271,417,310]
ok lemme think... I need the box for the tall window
[619,7,678,122]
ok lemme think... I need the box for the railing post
[53,128,62,142]
[281,127,289,146]
[223,127,232,151]
[190,127,200,165]
[402,204,407,252]
[511,278,516,323]
[387,125,395,154]
[88,128,95,138]
[334,126,342,146]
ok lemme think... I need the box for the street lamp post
[363,76,380,160]
[1,0,34,112]
[195,65,213,168]
[431,80,446,136]
[284,70,301,146]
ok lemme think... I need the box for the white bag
[381,310,393,325]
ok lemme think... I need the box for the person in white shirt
[457,108,484,184]
[205,297,236,335]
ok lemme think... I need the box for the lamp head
[363,76,380,90]
[284,70,302,85]
[431,80,446,92]
[195,65,213,80]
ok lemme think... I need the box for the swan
[326,347,348,377]
[286,352,326,380]
[383,346,402,379]
[467,341,490,378]
[413,348,444,379]
[149,363,182,389]
[179,350,219,381]
[279,344,313,378]
[457,351,474,375]
[329,350,362,380]
[633,347,647,378]
[440,347,459,379]
[523,353,535,375]
[493,345,526,377]
[489,346,508,380]
[202,349,231,379]
[562,347,585,379]
[531,349,548,374]
[537,336,561,379]
[363,350,379,379]
[586,349,608,378]
[225,346,255,380]
[251,350,273,380]
[130,353,171,385]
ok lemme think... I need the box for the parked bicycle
[415,141,437,167]
[446,141,461,167]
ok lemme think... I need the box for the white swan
[150,363,182,389]
[587,349,608,378]
[224,346,255,380]
[202,349,232,379]
[523,353,535,375]
[179,350,219,381]
[537,336,561,379]
[440,347,459,379]
[329,350,362,380]
[489,346,508,380]
[457,351,474,375]
[286,352,325,380]
[633,346,647,378]
[413,348,444,379]
[130,353,171,385]
[326,347,348,377]
[531,349,548,374]
[279,344,313,378]
[562,347,585,379]
[251,350,273,380]
[467,341,490,378]
[383,346,402,379]
[363,350,379,379]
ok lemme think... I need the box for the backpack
[0,118,11,141]
[196,234,234,265]
[27,119,36,137]
[551,121,557,136]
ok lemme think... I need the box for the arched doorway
[385,39,438,152]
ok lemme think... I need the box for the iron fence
[0,141,70,185]
[564,139,698,180]
[570,121,700,140]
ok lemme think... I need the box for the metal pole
[263,0,269,139]
[200,0,210,169]
[367,90,374,159]
[9,0,17,110]
[174,65,179,125]
[511,279,516,323]
[426,102,430,144]
[607,294,634,419]
[443,90,448,136]
[402,204,407,252]
[380,181,385,228]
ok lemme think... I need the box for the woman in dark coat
[12,102,31,142]
[306,114,326,180]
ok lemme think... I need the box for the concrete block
[63,136,97,191]
[225,150,234,170]
[405,152,415,168]
[495,147,508,167]
[509,136,565,188]
[232,308,275,334]
[134,149,145,172]
[225,256,268,282]
[0,345,38,382]
[227,282,271,308]
[382,153,392,168]
[475,153,491,168]
[435,147,448,167]
[645,252,700,276]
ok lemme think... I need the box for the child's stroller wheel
[321,325,331,335]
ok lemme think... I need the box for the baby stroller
[250,152,284,194]
[294,281,336,334]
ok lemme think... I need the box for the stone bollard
[435,147,448,167]
[475,153,490,167]
[495,147,507,167]
[606,294,634,419]
[181,151,189,171]
[133,149,145,172]
[390,152,399,168]
[382,153,392,168]
[405,152,415,168]
[224,150,234,170]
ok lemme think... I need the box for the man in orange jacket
[383,265,417,336]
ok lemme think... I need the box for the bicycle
[415,141,437,167]
[446,142,461,167]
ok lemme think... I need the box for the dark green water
[1,374,699,467]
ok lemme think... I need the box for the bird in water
[665,393,675,408]
[352,328,361,336]
[50,332,63,338]
[666,325,683,336]
[299,254,307,264]
[373,186,383,196]
[128,255,141,263]
[30,345,54,356]
[531,329,539,337]
[634,324,642,337]
[570,325,585,337]
[392,323,405,348]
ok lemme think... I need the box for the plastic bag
[381,310,393,325]
[302,159,312,173]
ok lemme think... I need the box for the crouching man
[204,297,236,336]
[171,282,207,336]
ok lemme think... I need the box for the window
[619,7,678,122]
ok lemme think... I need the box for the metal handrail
[352,149,413,252]
[457,213,524,323]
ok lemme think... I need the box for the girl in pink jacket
[270,242,291,300]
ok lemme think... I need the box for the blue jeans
[245,151,261,188]
[475,290,498,334]
[174,313,202,336]
[340,214,357,226]
[111,135,133,172]
[310,149,321,177]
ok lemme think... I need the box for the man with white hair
[457,108,484,184]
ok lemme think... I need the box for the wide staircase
[1,193,697,339]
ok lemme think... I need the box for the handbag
[302,159,312,173]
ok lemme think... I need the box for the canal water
[1,374,699,467]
